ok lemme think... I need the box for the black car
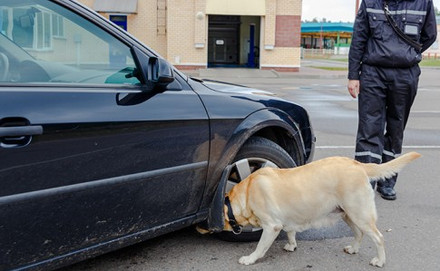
[0,0,315,270]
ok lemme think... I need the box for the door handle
[0,125,43,148]
[0,125,43,137]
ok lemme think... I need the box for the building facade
[78,0,302,71]
[301,22,353,55]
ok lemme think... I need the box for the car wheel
[216,136,297,242]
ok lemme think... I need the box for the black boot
[377,176,397,200]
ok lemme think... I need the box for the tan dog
[223,152,421,267]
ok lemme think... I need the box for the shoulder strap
[383,1,423,52]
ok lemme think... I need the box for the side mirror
[148,57,174,89]
[131,47,175,90]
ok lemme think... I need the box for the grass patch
[420,58,440,67]
[305,57,440,67]
[310,66,348,71]
[328,58,348,63]
[303,54,334,60]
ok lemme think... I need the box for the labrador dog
[223,152,421,267]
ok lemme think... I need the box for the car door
[0,1,209,269]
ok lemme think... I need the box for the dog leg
[347,216,385,267]
[283,230,297,252]
[239,226,281,265]
[343,215,363,254]
[365,226,386,267]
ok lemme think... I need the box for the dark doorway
[208,15,260,68]
[208,15,240,67]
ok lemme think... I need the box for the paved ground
[184,59,348,79]
[60,61,440,271]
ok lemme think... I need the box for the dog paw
[283,243,297,252]
[239,256,256,265]
[344,245,359,254]
[370,257,385,268]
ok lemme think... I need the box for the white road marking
[412,111,440,114]
[316,146,440,149]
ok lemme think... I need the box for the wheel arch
[252,125,303,166]
[208,108,308,194]
[198,109,307,232]
[230,108,307,166]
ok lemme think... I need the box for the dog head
[195,195,244,235]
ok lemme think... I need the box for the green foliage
[420,58,440,67]
[310,66,348,71]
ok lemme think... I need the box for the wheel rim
[227,157,278,191]
[226,157,278,233]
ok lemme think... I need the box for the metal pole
[355,0,360,16]
[320,23,323,55]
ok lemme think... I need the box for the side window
[0,0,140,85]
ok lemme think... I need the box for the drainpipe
[355,0,360,15]
[247,24,255,68]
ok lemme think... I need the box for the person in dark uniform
[347,0,437,200]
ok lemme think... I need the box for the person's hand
[347,80,360,98]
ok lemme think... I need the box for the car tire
[216,136,297,242]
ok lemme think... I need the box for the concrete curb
[183,67,348,79]
[183,66,437,80]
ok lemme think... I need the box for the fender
[197,165,232,232]
[215,108,307,176]
[229,108,306,163]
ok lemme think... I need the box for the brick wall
[167,0,207,68]
[264,0,277,48]
[275,15,301,47]
[260,0,302,71]
[260,47,300,71]
[276,0,301,15]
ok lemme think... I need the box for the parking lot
[61,62,440,271]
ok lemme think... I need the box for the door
[208,15,240,66]
[0,1,209,269]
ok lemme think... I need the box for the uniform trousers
[355,64,420,188]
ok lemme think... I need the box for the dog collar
[225,196,243,235]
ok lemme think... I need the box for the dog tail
[361,152,422,181]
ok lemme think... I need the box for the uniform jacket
[348,0,437,80]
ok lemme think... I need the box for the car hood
[198,79,275,96]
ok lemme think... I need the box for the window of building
[52,13,64,38]
[34,10,52,50]
[109,15,127,31]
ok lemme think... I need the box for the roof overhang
[301,23,354,33]
[206,0,265,16]
[93,0,138,14]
